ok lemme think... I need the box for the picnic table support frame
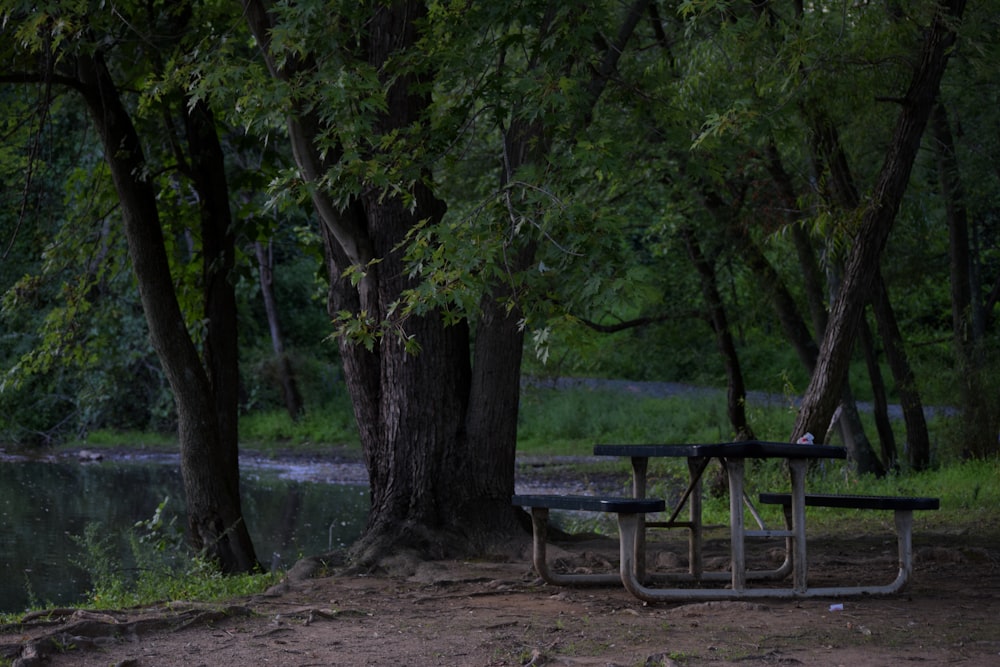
[515,443,938,601]
[525,506,623,587]
[632,454,793,585]
[758,493,938,596]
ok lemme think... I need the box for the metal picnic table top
[593,440,847,460]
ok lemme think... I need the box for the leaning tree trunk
[74,52,258,572]
[788,113,885,471]
[793,0,967,441]
[763,140,886,469]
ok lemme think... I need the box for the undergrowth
[69,498,276,612]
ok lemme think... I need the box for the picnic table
[514,439,938,601]
[593,440,844,600]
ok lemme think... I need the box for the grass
[694,456,1000,530]
[556,455,1000,540]
[512,385,998,535]
[239,398,360,453]
[516,387,737,455]
[80,380,963,462]
[0,499,280,624]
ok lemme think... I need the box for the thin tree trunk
[255,240,303,420]
[74,53,258,572]
[680,225,754,440]
[933,102,994,459]
[870,272,930,469]
[858,314,897,470]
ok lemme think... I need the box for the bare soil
[3,522,998,667]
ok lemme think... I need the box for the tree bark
[73,53,258,571]
[348,2,479,560]
[793,0,967,442]
[870,272,930,469]
[932,102,994,458]
[680,225,754,440]
[255,240,304,420]
[243,0,649,562]
[764,140,887,470]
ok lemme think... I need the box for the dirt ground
[3,523,999,667]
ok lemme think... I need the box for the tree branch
[575,310,698,333]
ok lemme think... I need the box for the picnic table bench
[758,493,940,595]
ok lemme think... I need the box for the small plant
[71,497,278,609]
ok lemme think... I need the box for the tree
[254,239,304,420]
[793,0,968,442]
[236,0,652,561]
[0,2,260,571]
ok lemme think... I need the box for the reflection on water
[0,458,368,614]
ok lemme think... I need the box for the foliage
[1,0,998,463]
[71,498,277,610]
[239,393,360,451]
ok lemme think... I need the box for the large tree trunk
[244,0,648,563]
[73,53,258,571]
[793,0,967,441]
[243,1,475,562]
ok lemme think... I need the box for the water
[0,456,369,614]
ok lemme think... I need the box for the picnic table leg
[688,457,703,580]
[788,459,808,593]
[895,509,914,589]
[525,506,622,587]
[726,457,747,591]
[630,456,649,583]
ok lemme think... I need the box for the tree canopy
[2,0,997,565]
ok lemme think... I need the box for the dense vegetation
[2,0,997,568]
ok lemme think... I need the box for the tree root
[3,604,254,667]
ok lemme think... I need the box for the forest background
[1,0,997,572]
